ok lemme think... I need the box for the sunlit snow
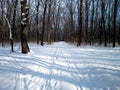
[0,42,120,90]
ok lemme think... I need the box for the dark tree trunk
[69,0,74,42]
[90,0,94,45]
[54,28,57,42]
[1,31,5,47]
[11,0,18,52]
[102,0,107,47]
[99,21,103,45]
[85,0,89,45]
[94,0,99,43]
[113,0,118,47]
[0,2,4,47]
[47,0,52,43]
[36,0,40,44]
[108,0,111,44]
[21,0,30,54]
[77,0,83,46]
[41,0,47,46]
[119,27,120,44]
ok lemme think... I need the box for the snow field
[0,42,120,90]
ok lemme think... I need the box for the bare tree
[46,0,52,44]
[21,0,30,53]
[101,0,107,46]
[113,0,118,47]
[11,0,18,52]
[85,0,90,44]
[36,0,40,44]
[41,0,47,46]
[77,0,83,46]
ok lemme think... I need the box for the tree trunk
[108,0,111,44]
[102,0,107,47]
[85,0,89,45]
[69,0,74,42]
[36,0,40,44]
[119,27,120,44]
[99,20,102,45]
[11,0,18,52]
[113,0,118,47]
[47,0,52,43]
[0,1,4,47]
[77,0,83,46]
[41,0,47,46]
[21,0,30,54]
[90,0,94,45]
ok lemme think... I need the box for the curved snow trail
[0,42,120,90]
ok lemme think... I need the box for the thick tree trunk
[21,0,30,54]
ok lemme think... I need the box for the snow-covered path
[0,42,120,90]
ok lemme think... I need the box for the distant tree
[119,27,120,44]
[11,0,18,52]
[0,0,120,48]
[89,0,94,45]
[66,0,75,42]
[0,1,5,47]
[101,0,107,46]
[113,0,118,47]
[41,0,47,46]
[53,2,61,42]
[36,0,40,44]
[85,0,90,44]
[46,0,52,44]
[77,0,83,46]
[107,0,112,44]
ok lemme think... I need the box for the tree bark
[85,0,89,45]
[77,0,83,46]
[21,0,30,54]
[101,0,107,47]
[113,0,118,47]
[41,0,47,46]
[11,0,18,52]
[119,27,120,44]
[90,0,94,45]
[36,0,40,44]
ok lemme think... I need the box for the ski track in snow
[0,42,120,90]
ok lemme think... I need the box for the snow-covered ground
[0,42,120,90]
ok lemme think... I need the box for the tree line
[0,0,120,53]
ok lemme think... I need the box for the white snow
[22,13,26,16]
[0,42,120,90]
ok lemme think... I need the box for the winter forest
[0,0,120,53]
[0,0,120,90]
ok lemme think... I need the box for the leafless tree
[21,0,30,53]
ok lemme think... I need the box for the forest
[0,0,120,89]
[0,0,120,53]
